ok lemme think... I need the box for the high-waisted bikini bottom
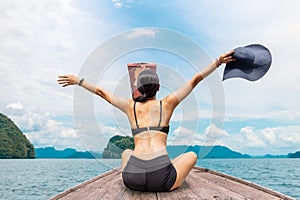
[122,154,177,192]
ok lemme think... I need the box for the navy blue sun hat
[223,44,272,81]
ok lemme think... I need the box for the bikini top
[131,100,170,137]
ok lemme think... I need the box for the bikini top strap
[134,100,162,129]
[158,100,162,127]
[133,101,139,128]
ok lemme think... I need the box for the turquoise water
[0,158,299,199]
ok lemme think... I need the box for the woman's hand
[57,75,80,87]
[218,50,236,65]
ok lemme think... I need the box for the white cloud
[0,0,114,115]
[204,123,229,138]
[4,102,85,150]
[224,108,300,122]
[168,124,229,146]
[5,103,47,132]
[6,102,23,110]
[0,1,80,54]
[168,126,196,146]
[238,126,300,155]
[240,126,267,148]
[261,127,279,145]
[5,103,25,116]
[26,122,82,150]
[112,1,123,9]
[193,124,229,146]
[126,28,156,39]
[112,0,136,9]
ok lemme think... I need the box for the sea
[0,158,299,200]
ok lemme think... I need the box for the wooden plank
[193,167,294,200]
[198,172,278,199]
[109,187,128,200]
[51,168,121,200]
[121,188,145,200]
[120,186,160,200]
[187,169,249,199]
[91,172,124,200]
[50,168,121,199]
[173,181,204,200]
[157,191,178,200]
[139,191,157,200]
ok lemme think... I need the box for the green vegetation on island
[0,113,35,159]
[102,135,134,158]
[288,151,300,158]
[262,154,287,158]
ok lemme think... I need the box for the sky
[1,0,300,156]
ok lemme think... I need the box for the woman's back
[128,99,172,154]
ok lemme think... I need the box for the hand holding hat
[218,50,236,65]
[222,44,272,81]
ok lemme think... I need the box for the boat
[50,166,295,200]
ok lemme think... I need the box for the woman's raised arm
[164,50,235,109]
[57,75,130,114]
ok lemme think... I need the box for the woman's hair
[134,70,159,102]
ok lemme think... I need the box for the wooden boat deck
[51,166,295,200]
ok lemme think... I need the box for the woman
[57,50,235,192]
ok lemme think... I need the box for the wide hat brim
[223,44,272,81]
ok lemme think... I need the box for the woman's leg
[169,152,197,191]
[121,149,133,170]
